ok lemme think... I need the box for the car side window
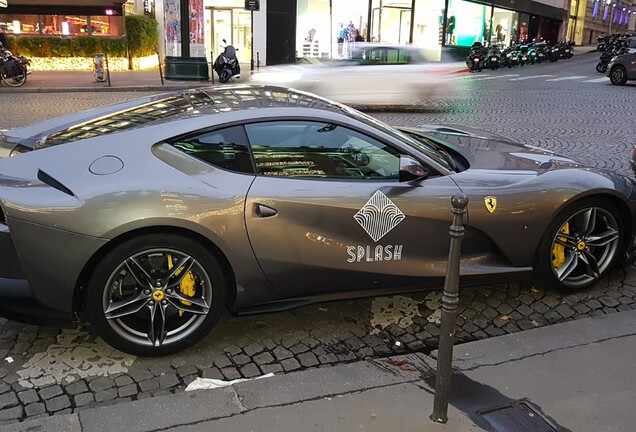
[245,121,400,180]
[170,125,254,174]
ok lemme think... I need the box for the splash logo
[354,190,405,241]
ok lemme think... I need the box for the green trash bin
[164,56,209,81]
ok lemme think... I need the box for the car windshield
[340,107,455,171]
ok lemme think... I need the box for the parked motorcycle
[0,42,30,87]
[547,43,560,62]
[487,45,502,70]
[465,42,487,72]
[534,41,548,63]
[213,39,241,83]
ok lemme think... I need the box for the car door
[243,119,461,298]
[627,53,636,79]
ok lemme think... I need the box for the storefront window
[0,14,40,34]
[412,0,444,60]
[491,8,518,47]
[90,15,122,36]
[296,0,330,59]
[370,0,412,45]
[333,0,367,58]
[446,0,492,47]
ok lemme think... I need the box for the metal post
[105,53,111,87]
[210,51,215,84]
[431,192,468,424]
[257,52,260,70]
[251,11,255,71]
[157,52,164,85]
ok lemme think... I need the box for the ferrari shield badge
[484,196,497,213]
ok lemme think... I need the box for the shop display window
[0,14,40,35]
[446,0,492,47]
[296,0,331,59]
[0,14,122,36]
[412,0,444,59]
[491,8,518,47]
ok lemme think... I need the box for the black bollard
[431,192,468,423]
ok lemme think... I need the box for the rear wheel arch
[73,226,237,319]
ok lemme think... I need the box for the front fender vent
[37,170,75,197]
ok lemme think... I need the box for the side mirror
[399,155,428,182]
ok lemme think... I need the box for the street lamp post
[607,0,614,34]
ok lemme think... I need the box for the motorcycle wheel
[596,62,606,73]
[507,59,512,68]
[219,70,231,83]
[1,64,27,87]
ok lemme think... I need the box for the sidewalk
[7,308,635,432]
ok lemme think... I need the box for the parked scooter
[465,42,487,72]
[213,39,241,83]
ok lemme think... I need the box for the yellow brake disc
[552,222,569,269]
[168,255,196,317]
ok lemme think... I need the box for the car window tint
[245,121,400,180]
[170,125,254,174]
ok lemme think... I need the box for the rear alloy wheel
[86,234,226,356]
[534,200,622,292]
[609,66,628,86]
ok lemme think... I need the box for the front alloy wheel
[535,200,621,291]
[86,234,226,356]
[609,66,627,86]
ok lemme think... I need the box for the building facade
[568,0,635,46]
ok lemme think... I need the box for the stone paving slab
[438,308,636,370]
[77,388,244,432]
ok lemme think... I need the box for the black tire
[85,233,227,356]
[609,65,628,86]
[219,70,231,83]
[596,62,607,73]
[1,64,27,87]
[533,198,622,292]
[507,59,512,68]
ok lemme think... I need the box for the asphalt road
[1,50,635,425]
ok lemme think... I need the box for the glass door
[205,9,252,66]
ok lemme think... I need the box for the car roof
[23,85,351,150]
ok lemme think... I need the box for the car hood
[402,125,585,174]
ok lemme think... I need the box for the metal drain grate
[481,401,557,432]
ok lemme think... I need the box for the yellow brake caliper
[552,222,569,269]
[168,255,196,317]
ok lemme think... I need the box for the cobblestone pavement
[1,52,636,425]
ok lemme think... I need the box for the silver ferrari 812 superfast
[1,85,635,356]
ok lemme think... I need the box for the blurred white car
[251,44,459,107]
